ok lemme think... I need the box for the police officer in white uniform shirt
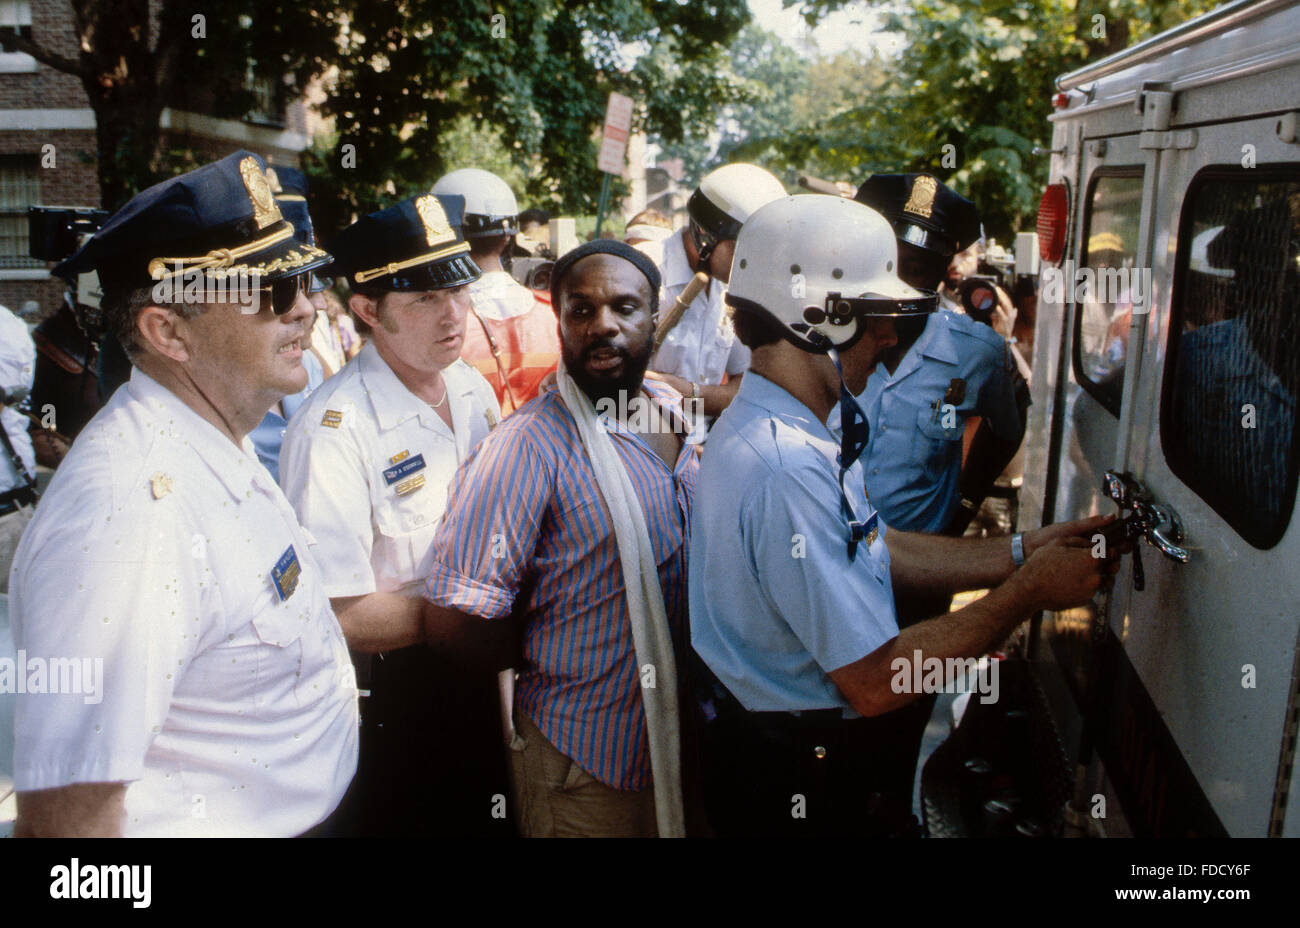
[279,193,508,836]
[639,163,786,418]
[9,151,358,837]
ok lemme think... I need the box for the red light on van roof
[1037,183,1069,264]
[1052,92,1070,109]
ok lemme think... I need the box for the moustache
[582,342,626,360]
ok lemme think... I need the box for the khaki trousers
[0,504,34,595]
[509,710,658,838]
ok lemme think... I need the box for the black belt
[692,651,858,730]
[0,484,38,516]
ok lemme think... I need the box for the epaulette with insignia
[321,409,344,428]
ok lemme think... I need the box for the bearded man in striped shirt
[423,240,699,838]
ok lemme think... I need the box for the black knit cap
[550,239,661,315]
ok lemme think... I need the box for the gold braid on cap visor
[146,223,297,280]
[352,241,471,283]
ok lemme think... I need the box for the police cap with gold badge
[327,194,481,292]
[53,150,331,293]
[854,173,982,259]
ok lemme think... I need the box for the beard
[561,335,654,406]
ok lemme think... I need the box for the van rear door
[1111,114,1300,837]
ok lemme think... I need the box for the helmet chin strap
[688,222,714,272]
[827,346,875,562]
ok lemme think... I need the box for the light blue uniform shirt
[690,372,898,712]
[846,311,1023,533]
[251,350,324,483]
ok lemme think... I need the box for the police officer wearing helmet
[640,163,786,418]
[432,168,560,413]
[689,194,1116,837]
[11,151,358,836]
[278,194,508,835]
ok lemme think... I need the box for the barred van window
[1162,171,1300,549]
[1073,171,1144,417]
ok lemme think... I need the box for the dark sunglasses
[257,273,311,315]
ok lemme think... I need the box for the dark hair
[518,208,551,228]
[731,303,786,350]
[347,282,389,337]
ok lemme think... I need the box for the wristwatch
[1011,532,1026,567]
[691,382,702,399]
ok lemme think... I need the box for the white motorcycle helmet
[726,194,938,354]
[687,163,786,266]
[431,168,519,237]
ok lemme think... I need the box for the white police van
[1020,0,1300,836]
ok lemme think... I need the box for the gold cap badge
[415,195,455,247]
[240,156,282,229]
[903,175,938,219]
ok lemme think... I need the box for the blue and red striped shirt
[424,379,698,790]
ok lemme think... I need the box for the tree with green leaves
[3,1,753,226]
[0,1,337,210]
[773,0,1220,237]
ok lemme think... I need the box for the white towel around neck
[554,362,685,838]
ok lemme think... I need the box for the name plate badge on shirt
[862,511,879,549]
[395,473,426,496]
[383,452,426,486]
[271,545,302,602]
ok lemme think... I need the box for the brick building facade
[0,0,314,319]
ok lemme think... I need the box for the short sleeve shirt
[846,311,1025,532]
[279,342,500,596]
[690,372,899,712]
[641,233,749,385]
[9,369,359,836]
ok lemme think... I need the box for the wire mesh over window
[0,154,42,269]
[1162,171,1300,549]
[1074,172,1144,416]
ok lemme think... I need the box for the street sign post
[594,92,634,239]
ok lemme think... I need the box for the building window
[244,65,285,128]
[1161,168,1300,549]
[1072,170,1144,417]
[0,0,36,73]
[0,155,42,269]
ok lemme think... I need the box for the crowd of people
[0,150,1120,837]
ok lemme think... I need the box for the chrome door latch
[1102,470,1190,590]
